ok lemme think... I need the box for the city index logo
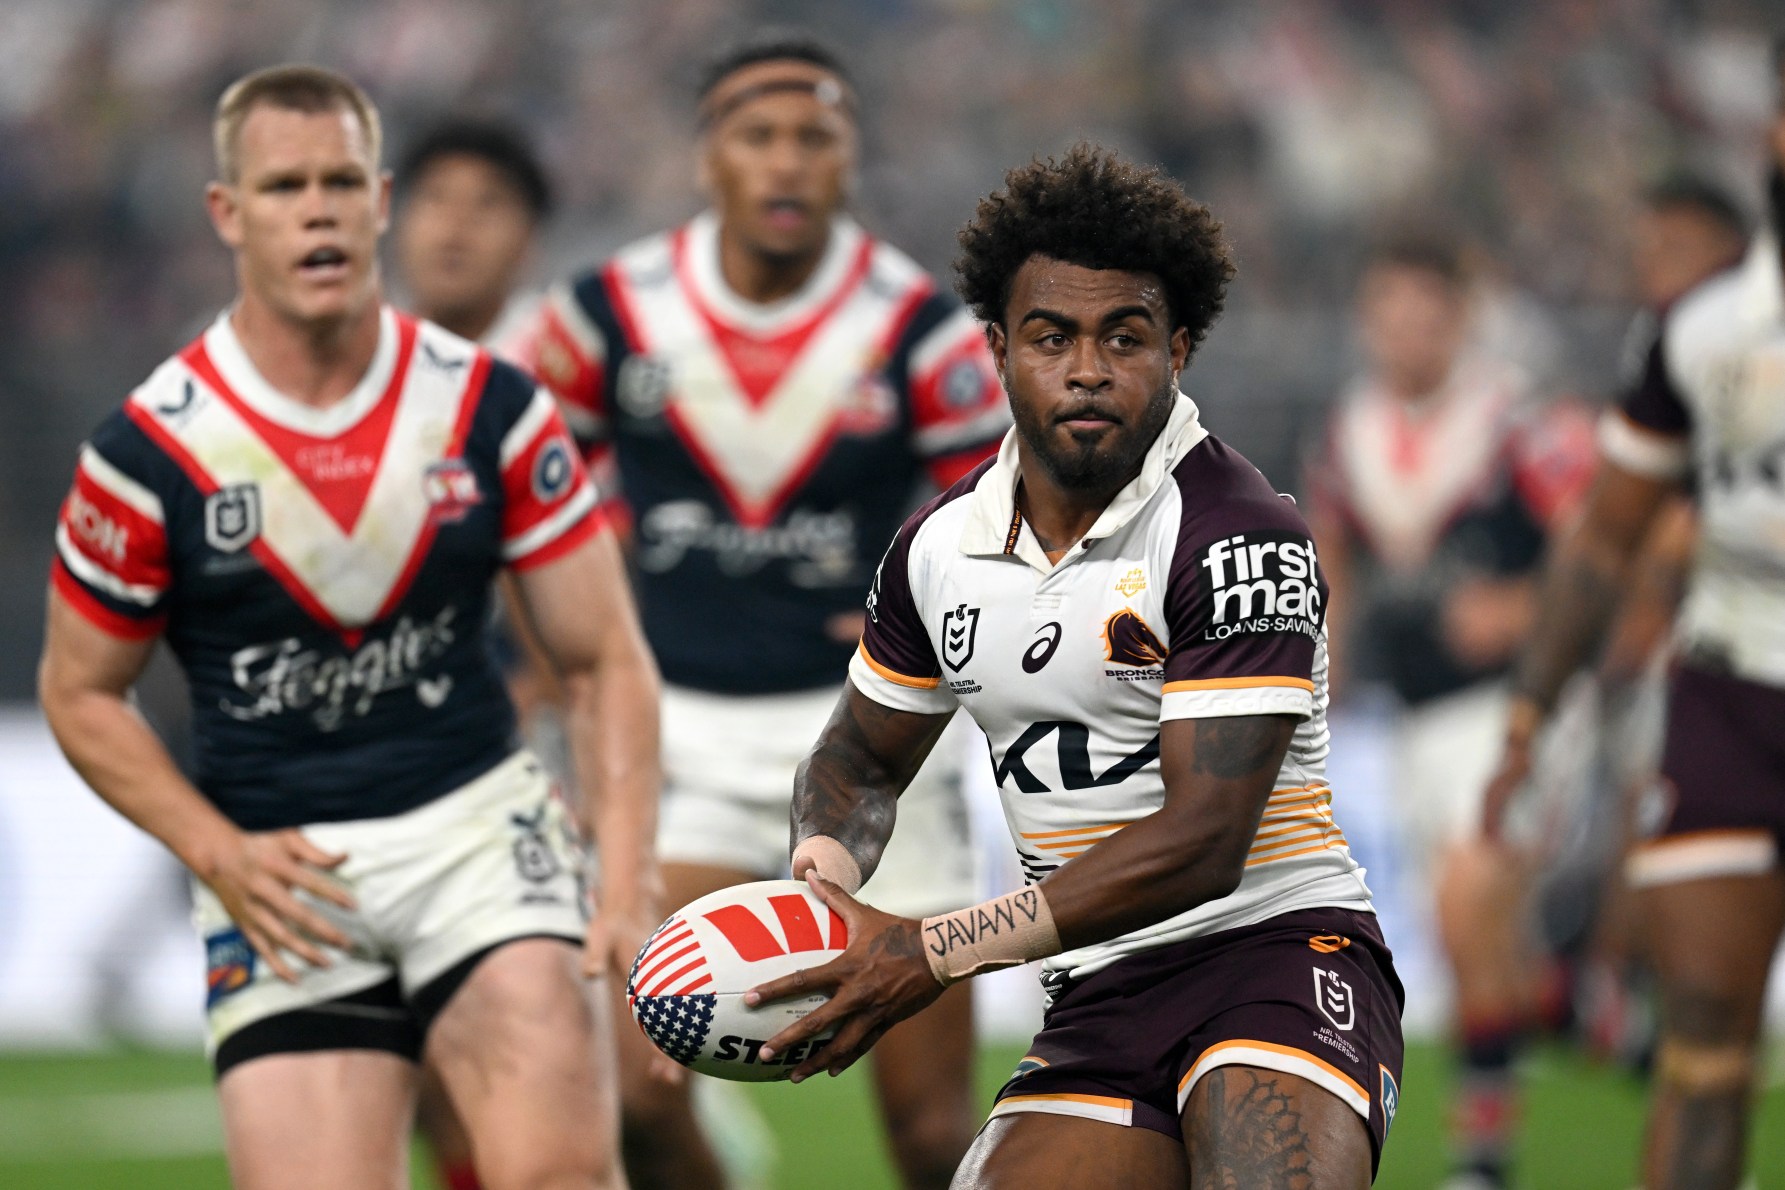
[1198,531,1323,634]
[703,895,849,962]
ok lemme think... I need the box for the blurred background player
[1484,53,1785,1178]
[523,31,1008,1190]
[38,65,660,1190]
[393,117,551,354]
[390,114,556,1190]
[1304,234,1596,1189]
[1560,174,1749,1070]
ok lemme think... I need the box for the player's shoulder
[1662,248,1755,365]
[861,231,932,295]
[556,226,677,315]
[1168,433,1310,546]
[898,455,1000,556]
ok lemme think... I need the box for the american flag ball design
[633,992,717,1066]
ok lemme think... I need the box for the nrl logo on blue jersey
[205,484,261,553]
[616,354,672,418]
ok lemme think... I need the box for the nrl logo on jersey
[941,603,980,671]
[205,484,261,553]
[1197,531,1323,641]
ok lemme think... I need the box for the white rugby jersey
[1602,234,1785,687]
[517,212,1008,695]
[851,396,1372,983]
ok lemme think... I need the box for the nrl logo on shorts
[1313,966,1355,1031]
[941,603,980,672]
[205,484,261,553]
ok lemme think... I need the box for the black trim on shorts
[213,978,422,1079]
[409,932,582,1035]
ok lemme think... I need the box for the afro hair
[955,143,1234,350]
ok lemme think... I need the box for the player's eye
[798,126,834,151]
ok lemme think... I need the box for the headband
[698,74,854,130]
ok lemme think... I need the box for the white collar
[1737,233,1784,328]
[959,392,1209,570]
[682,209,865,332]
[203,305,399,436]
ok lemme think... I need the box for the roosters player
[39,66,658,1190]
[522,33,1006,1190]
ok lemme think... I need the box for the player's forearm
[1038,714,1292,950]
[1510,528,1637,721]
[39,683,238,878]
[1038,803,1251,951]
[790,738,899,886]
[562,651,662,902]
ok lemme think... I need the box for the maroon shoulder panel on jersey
[1163,437,1323,692]
[1619,334,1692,438]
[858,458,997,688]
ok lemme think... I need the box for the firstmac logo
[1198,531,1323,640]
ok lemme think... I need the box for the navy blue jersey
[53,308,601,829]
[524,213,1007,694]
[1306,359,1596,705]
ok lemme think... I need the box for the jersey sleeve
[1160,493,1322,722]
[1599,327,1692,480]
[494,371,603,571]
[848,522,959,715]
[891,296,1009,488]
[51,420,172,640]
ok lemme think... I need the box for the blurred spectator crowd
[0,0,1775,693]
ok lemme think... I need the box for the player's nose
[1063,339,1112,390]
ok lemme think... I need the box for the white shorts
[657,684,979,919]
[194,750,586,1072]
[1393,677,1603,873]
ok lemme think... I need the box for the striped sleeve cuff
[1598,409,1690,480]
[848,645,958,715]
[1160,676,1314,721]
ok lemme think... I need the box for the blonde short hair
[213,64,382,183]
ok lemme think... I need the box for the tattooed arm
[789,683,955,886]
[1480,458,1677,835]
[1038,713,1296,950]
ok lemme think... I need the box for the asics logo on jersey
[219,606,459,731]
[1198,532,1322,638]
[1022,622,1063,673]
[991,721,1160,794]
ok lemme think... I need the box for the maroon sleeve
[1161,446,1323,719]
[858,525,943,691]
[1619,335,1691,437]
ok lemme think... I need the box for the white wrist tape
[791,835,863,894]
[920,887,1060,986]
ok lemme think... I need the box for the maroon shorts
[990,907,1404,1172]
[1629,664,1785,886]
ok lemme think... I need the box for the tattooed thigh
[1183,1066,1370,1190]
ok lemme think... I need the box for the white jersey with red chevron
[53,307,601,830]
[522,212,1009,694]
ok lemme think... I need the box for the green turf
[0,1043,1781,1188]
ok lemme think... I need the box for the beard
[1012,375,1178,494]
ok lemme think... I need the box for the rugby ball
[627,879,846,1081]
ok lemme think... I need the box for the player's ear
[205,180,244,250]
[695,140,715,201]
[1169,325,1190,377]
[986,322,1009,386]
[375,169,393,235]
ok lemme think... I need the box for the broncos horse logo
[1103,608,1166,667]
